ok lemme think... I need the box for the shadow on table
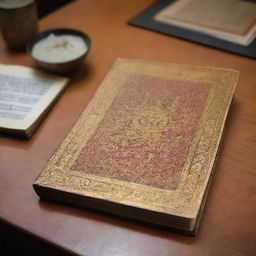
[35,100,239,249]
[0,220,78,256]
[38,196,197,244]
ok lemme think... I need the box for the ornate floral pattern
[72,74,210,189]
[35,59,238,218]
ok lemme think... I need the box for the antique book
[154,0,256,46]
[0,64,69,138]
[33,58,238,234]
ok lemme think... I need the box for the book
[33,58,238,234]
[154,0,256,46]
[128,0,256,59]
[0,64,69,138]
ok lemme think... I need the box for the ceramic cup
[0,0,38,50]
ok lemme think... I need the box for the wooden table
[1,1,255,255]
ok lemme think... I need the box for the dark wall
[36,0,75,18]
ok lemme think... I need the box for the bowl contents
[31,33,88,63]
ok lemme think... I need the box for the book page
[0,64,69,132]
[154,0,256,45]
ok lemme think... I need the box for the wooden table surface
[0,0,255,255]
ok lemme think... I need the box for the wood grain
[0,0,255,255]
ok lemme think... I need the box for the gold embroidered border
[35,59,238,218]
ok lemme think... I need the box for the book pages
[0,64,69,137]
[34,59,239,233]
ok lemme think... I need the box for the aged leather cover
[33,58,238,234]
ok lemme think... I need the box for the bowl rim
[26,28,91,65]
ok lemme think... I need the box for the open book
[34,59,238,234]
[0,64,69,138]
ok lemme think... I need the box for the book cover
[33,58,238,234]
